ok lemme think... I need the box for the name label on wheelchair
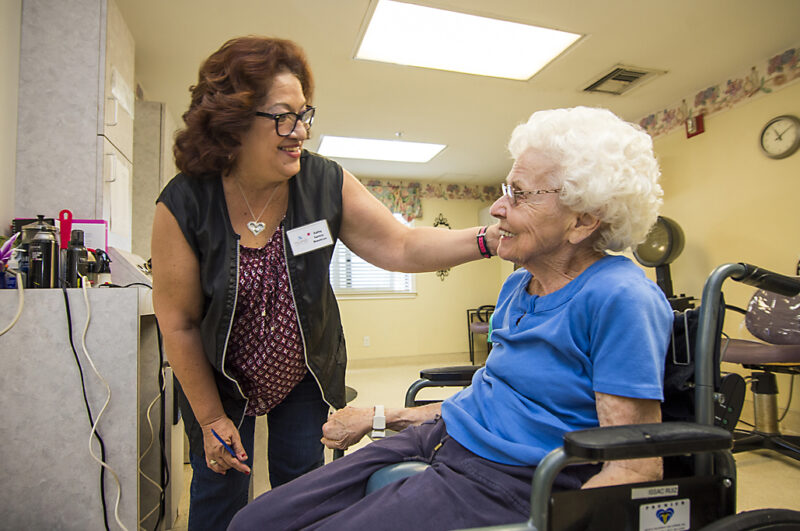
[639,499,690,531]
[631,485,679,499]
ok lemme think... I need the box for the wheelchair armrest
[564,422,732,461]
[420,365,480,382]
[405,366,480,407]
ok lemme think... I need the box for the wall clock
[759,114,800,159]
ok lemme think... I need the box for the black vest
[158,150,347,455]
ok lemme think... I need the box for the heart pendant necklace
[235,179,281,237]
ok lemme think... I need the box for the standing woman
[150,36,497,531]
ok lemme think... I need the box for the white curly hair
[508,106,663,252]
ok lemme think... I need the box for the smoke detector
[583,65,665,95]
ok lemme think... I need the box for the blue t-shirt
[441,255,673,466]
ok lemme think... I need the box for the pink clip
[59,209,73,249]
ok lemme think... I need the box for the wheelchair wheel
[699,509,800,530]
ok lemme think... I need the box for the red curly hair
[174,36,314,177]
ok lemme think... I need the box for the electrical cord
[138,363,166,530]
[61,285,111,531]
[101,282,152,289]
[103,280,169,531]
[731,373,795,428]
[138,389,165,528]
[6,275,115,528]
[155,322,170,531]
[778,374,795,423]
[8,272,165,529]
[146,287,169,531]
[0,271,24,336]
[76,277,129,531]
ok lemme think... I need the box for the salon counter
[0,286,180,530]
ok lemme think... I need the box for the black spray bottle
[65,229,89,287]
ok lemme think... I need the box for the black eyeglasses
[255,106,315,137]
[501,183,561,206]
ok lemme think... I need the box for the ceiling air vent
[583,65,664,95]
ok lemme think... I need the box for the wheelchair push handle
[731,263,800,297]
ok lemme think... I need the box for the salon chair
[467,305,495,365]
[721,288,800,462]
[369,263,800,530]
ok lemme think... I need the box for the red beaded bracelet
[476,226,492,258]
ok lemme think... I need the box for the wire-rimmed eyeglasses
[255,106,315,137]
[501,183,561,206]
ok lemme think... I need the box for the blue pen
[211,429,239,459]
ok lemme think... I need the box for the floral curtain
[360,180,422,222]
[361,179,501,222]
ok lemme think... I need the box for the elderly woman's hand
[321,406,374,450]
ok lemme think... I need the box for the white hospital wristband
[371,405,386,438]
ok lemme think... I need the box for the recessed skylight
[317,135,446,163]
[356,0,581,81]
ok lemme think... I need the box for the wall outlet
[363,335,370,347]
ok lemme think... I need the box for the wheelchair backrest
[660,300,732,478]
[661,300,725,425]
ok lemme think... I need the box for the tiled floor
[168,353,800,529]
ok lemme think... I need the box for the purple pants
[228,418,597,530]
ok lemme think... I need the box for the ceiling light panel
[317,135,446,163]
[356,0,581,81]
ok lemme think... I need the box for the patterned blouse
[226,226,307,416]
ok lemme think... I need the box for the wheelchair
[369,262,800,530]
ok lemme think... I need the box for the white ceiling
[115,0,800,185]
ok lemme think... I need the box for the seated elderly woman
[228,106,674,530]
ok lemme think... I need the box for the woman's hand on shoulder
[338,170,500,271]
[485,223,501,256]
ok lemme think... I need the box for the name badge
[286,220,334,256]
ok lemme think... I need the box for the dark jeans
[228,417,598,531]
[188,373,329,531]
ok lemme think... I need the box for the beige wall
[653,81,800,433]
[656,81,800,305]
[0,0,21,235]
[338,197,510,362]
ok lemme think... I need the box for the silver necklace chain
[235,179,281,236]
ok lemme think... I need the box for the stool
[466,305,494,364]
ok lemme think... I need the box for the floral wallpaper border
[360,179,501,222]
[358,46,800,219]
[638,46,800,138]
